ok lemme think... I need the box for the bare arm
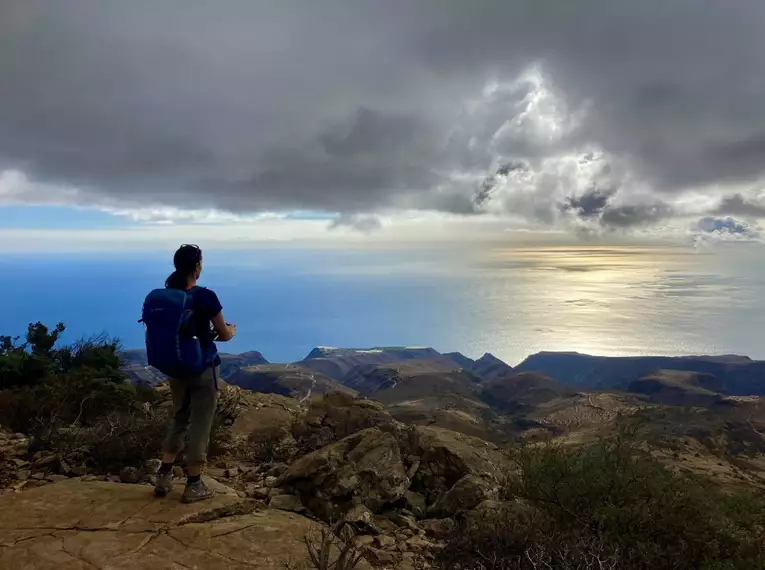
[211,312,236,342]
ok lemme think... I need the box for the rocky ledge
[0,477,333,569]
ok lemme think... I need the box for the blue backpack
[140,287,208,378]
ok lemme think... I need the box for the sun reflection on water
[462,245,762,364]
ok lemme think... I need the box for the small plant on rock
[284,521,365,570]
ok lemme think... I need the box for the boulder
[292,392,395,452]
[0,430,28,458]
[245,485,270,500]
[420,518,456,537]
[343,504,385,535]
[404,535,432,552]
[264,463,289,478]
[57,457,74,477]
[119,466,141,484]
[371,515,400,534]
[31,452,60,472]
[410,426,510,503]
[229,391,301,462]
[68,464,88,477]
[427,474,497,518]
[0,478,371,569]
[365,547,399,565]
[0,429,29,488]
[397,490,427,519]
[224,465,244,478]
[374,534,396,549]
[355,534,375,548]
[381,510,419,532]
[264,476,279,487]
[279,427,410,521]
[268,493,306,513]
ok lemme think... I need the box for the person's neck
[186,278,198,290]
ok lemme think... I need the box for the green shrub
[436,422,765,570]
[0,323,137,432]
[0,322,244,473]
[0,322,166,471]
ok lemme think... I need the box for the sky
[2,1,765,250]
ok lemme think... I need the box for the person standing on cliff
[141,244,236,502]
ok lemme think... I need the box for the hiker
[141,244,236,502]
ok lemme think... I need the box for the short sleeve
[201,288,223,319]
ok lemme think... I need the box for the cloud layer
[3,0,765,238]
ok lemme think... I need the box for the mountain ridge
[120,346,765,397]
[515,351,765,395]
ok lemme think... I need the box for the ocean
[2,244,765,365]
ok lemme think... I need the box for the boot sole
[182,492,216,504]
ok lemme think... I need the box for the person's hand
[228,323,237,337]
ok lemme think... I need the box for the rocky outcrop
[268,492,306,513]
[228,391,301,462]
[0,429,106,493]
[278,427,410,521]
[230,391,300,439]
[397,490,427,519]
[427,474,497,518]
[218,351,270,378]
[410,426,511,504]
[0,429,30,491]
[291,392,395,453]
[227,364,355,401]
[0,478,367,570]
[300,346,442,380]
[350,369,483,405]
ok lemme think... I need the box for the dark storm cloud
[329,213,382,233]
[475,162,527,210]
[563,188,615,219]
[2,0,765,222]
[715,194,765,218]
[601,203,673,228]
[560,186,672,230]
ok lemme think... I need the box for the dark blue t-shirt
[187,286,223,364]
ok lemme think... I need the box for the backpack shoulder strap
[184,286,198,309]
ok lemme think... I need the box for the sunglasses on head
[178,244,202,262]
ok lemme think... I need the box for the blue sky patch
[0,205,133,229]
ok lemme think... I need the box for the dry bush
[46,404,168,471]
[284,522,365,570]
[207,383,244,458]
[243,424,296,463]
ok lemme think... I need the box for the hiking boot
[182,479,215,503]
[154,470,174,497]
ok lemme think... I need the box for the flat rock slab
[0,478,349,569]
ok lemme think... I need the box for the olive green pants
[162,366,219,465]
